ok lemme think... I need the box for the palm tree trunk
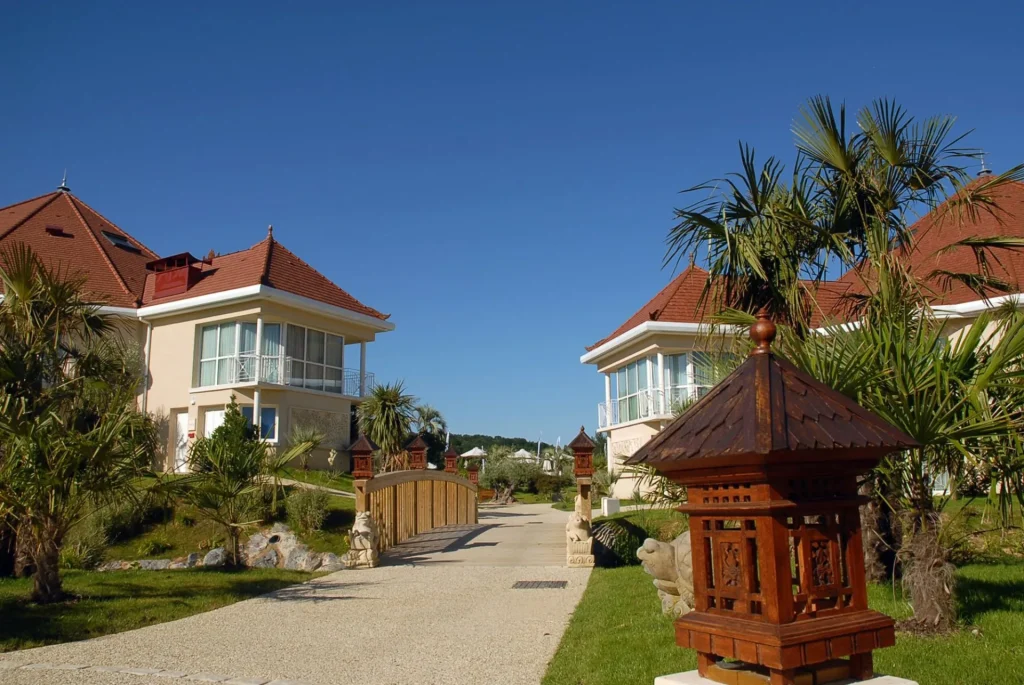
[0,518,15,577]
[858,481,890,582]
[30,519,66,604]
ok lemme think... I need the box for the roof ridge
[268,238,388,319]
[63,193,138,305]
[68,193,160,259]
[260,234,273,285]
[0,192,61,242]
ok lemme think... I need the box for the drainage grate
[512,580,568,590]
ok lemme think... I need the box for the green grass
[302,495,355,555]
[0,568,314,652]
[282,468,354,492]
[543,562,1024,685]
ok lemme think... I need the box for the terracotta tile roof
[0,191,158,307]
[591,180,1024,349]
[626,322,918,470]
[142,231,389,320]
[0,190,389,320]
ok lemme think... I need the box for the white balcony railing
[200,353,375,397]
[597,385,709,429]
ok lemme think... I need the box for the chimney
[146,253,203,298]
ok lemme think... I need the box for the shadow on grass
[956,574,1024,624]
[0,569,310,652]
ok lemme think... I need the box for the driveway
[0,503,589,685]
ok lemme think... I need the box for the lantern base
[654,669,917,685]
[676,609,895,675]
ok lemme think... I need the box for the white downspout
[656,352,665,415]
[141,319,153,414]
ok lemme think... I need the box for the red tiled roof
[591,180,1024,350]
[0,190,389,320]
[0,191,158,307]
[141,231,389,320]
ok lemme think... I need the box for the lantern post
[627,314,917,685]
[566,427,596,568]
[350,434,377,514]
[405,434,428,470]
[444,445,459,473]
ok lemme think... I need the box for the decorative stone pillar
[406,434,428,470]
[567,426,596,568]
[444,446,458,473]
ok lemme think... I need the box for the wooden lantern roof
[443,445,459,459]
[349,434,379,455]
[627,314,918,472]
[568,426,595,451]
[404,434,429,451]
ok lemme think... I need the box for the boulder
[320,552,343,572]
[282,544,314,570]
[202,547,228,568]
[250,549,278,569]
[98,560,129,572]
[300,551,323,572]
[139,559,171,571]
[185,552,201,568]
[244,533,269,563]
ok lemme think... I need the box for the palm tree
[413,404,447,440]
[357,381,416,472]
[0,246,154,602]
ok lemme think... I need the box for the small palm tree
[413,404,447,440]
[357,381,416,472]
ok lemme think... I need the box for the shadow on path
[381,524,498,565]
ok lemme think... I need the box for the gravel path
[0,503,588,685]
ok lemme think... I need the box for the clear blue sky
[3,2,1024,443]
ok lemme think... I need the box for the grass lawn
[543,561,1024,685]
[282,468,354,492]
[0,568,314,652]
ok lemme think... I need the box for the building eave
[580,321,737,365]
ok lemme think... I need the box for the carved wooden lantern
[405,434,428,470]
[444,446,459,473]
[569,426,595,477]
[626,314,918,685]
[350,434,378,480]
[466,463,480,486]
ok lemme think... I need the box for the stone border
[0,660,313,684]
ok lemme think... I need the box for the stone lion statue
[342,511,380,569]
[637,533,695,617]
[566,512,591,542]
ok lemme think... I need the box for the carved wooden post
[406,434,428,470]
[350,434,377,513]
[567,426,596,568]
[444,446,458,473]
[467,463,480,486]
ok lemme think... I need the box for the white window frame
[285,324,345,394]
[614,356,653,423]
[197,320,282,388]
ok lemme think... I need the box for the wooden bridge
[351,436,478,555]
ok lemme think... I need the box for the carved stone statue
[637,533,695,617]
[566,494,595,567]
[342,512,380,569]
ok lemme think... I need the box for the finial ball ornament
[750,312,776,354]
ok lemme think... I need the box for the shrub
[136,536,172,557]
[286,489,330,534]
[60,521,108,570]
[592,518,647,567]
[535,473,571,497]
[94,493,170,543]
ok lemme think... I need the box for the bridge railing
[355,470,479,555]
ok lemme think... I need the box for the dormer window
[103,230,140,253]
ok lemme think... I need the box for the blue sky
[3,2,1024,443]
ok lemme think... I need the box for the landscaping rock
[250,549,278,568]
[97,560,129,572]
[244,532,269,562]
[319,552,343,572]
[139,559,172,571]
[299,551,323,572]
[168,552,203,569]
[203,547,228,567]
[282,543,313,570]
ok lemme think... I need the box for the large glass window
[199,322,238,386]
[198,321,284,387]
[285,325,345,394]
[664,353,689,408]
[615,357,651,423]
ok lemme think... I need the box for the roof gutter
[580,321,738,364]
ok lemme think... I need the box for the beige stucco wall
[143,298,382,472]
[604,419,665,499]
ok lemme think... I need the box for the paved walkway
[0,504,588,685]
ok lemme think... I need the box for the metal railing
[597,385,710,429]
[202,354,375,397]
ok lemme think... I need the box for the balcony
[597,386,705,430]
[197,353,376,398]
